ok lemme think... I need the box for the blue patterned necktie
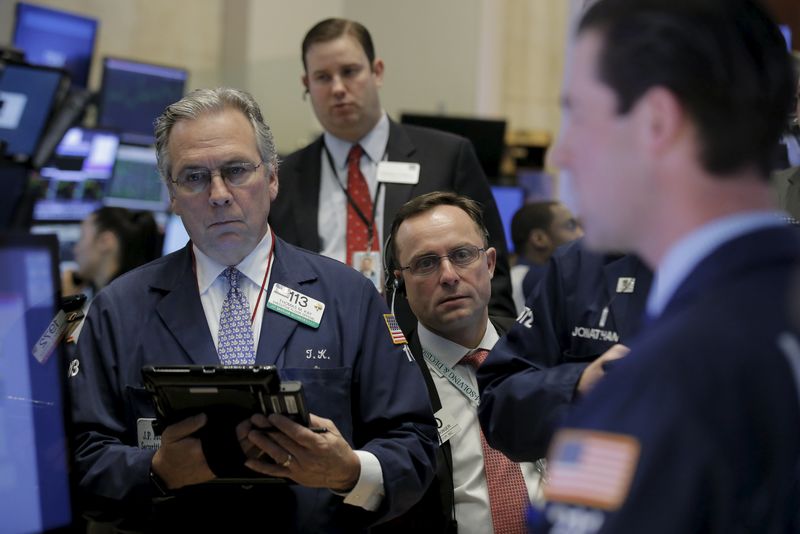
[217,267,256,365]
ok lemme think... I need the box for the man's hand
[151,413,215,490]
[577,344,630,396]
[236,417,261,459]
[245,413,361,491]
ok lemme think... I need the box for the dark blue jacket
[537,226,800,533]
[478,239,652,460]
[70,237,438,533]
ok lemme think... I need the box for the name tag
[267,283,325,328]
[33,310,67,364]
[434,408,461,445]
[616,277,636,293]
[137,418,162,450]
[377,161,420,185]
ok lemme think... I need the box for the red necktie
[461,349,529,534]
[345,145,377,266]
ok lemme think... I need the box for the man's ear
[169,192,180,216]
[485,247,497,278]
[96,230,118,255]
[636,86,686,156]
[372,58,385,88]
[530,229,550,249]
[269,171,279,202]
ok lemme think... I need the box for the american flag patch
[544,429,640,511]
[383,314,407,345]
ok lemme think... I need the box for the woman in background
[64,206,160,296]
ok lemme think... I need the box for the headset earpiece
[383,233,406,299]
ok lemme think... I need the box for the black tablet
[141,365,310,434]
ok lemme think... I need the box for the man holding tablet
[69,88,437,532]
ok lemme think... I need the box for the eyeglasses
[169,161,264,194]
[399,245,486,277]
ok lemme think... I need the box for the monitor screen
[490,185,525,253]
[0,232,73,533]
[0,62,66,160]
[400,113,507,179]
[34,127,120,221]
[12,2,98,89]
[104,144,169,212]
[780,24,792,51]
[97,58,187,144]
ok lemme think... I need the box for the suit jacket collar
[254,238,318,365]
[150,240,319,365]
[288,136,324,251]
[382,120,419,242]
[662,225,800,318]
[152,245,219,365]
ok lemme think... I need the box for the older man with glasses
[68,87,437,533]
[376,191,539,534]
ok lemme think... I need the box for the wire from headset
[383,233,404,312]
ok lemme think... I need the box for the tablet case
[141,365,308,483]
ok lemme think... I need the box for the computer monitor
[104,144,169,212]
[0,232,74,533]
[400,113,507,179]
[34,127,120,222]
[780,24,792,51]
[490,185,525,253]
[97,57,188,145]
[0,62,67,161]
[12,2,98,89]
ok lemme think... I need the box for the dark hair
[578,0,794,177]
[92,207,160,281]
[389,191,490,269]
[510,201,559,253]
[302,18,376,72]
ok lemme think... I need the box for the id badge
[137,418,162,450]
[352,250,383,292]
[434,408,461,445]
[376,161,420,185]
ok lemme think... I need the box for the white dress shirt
[194,227,384,510]
[418,321,542,534]
[318,113,390,263]
[194,229,274,351]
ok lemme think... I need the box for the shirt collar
[646,211,785,317]
[194,227,273,294]
[417,319,500,368]
[323,112,390,169]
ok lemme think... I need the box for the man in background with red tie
[270,18,515,332]
[375,192,539,534]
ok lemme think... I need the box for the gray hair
[154,87,278,182]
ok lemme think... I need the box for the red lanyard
[251,229,276,324]
[191,227,276,325]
